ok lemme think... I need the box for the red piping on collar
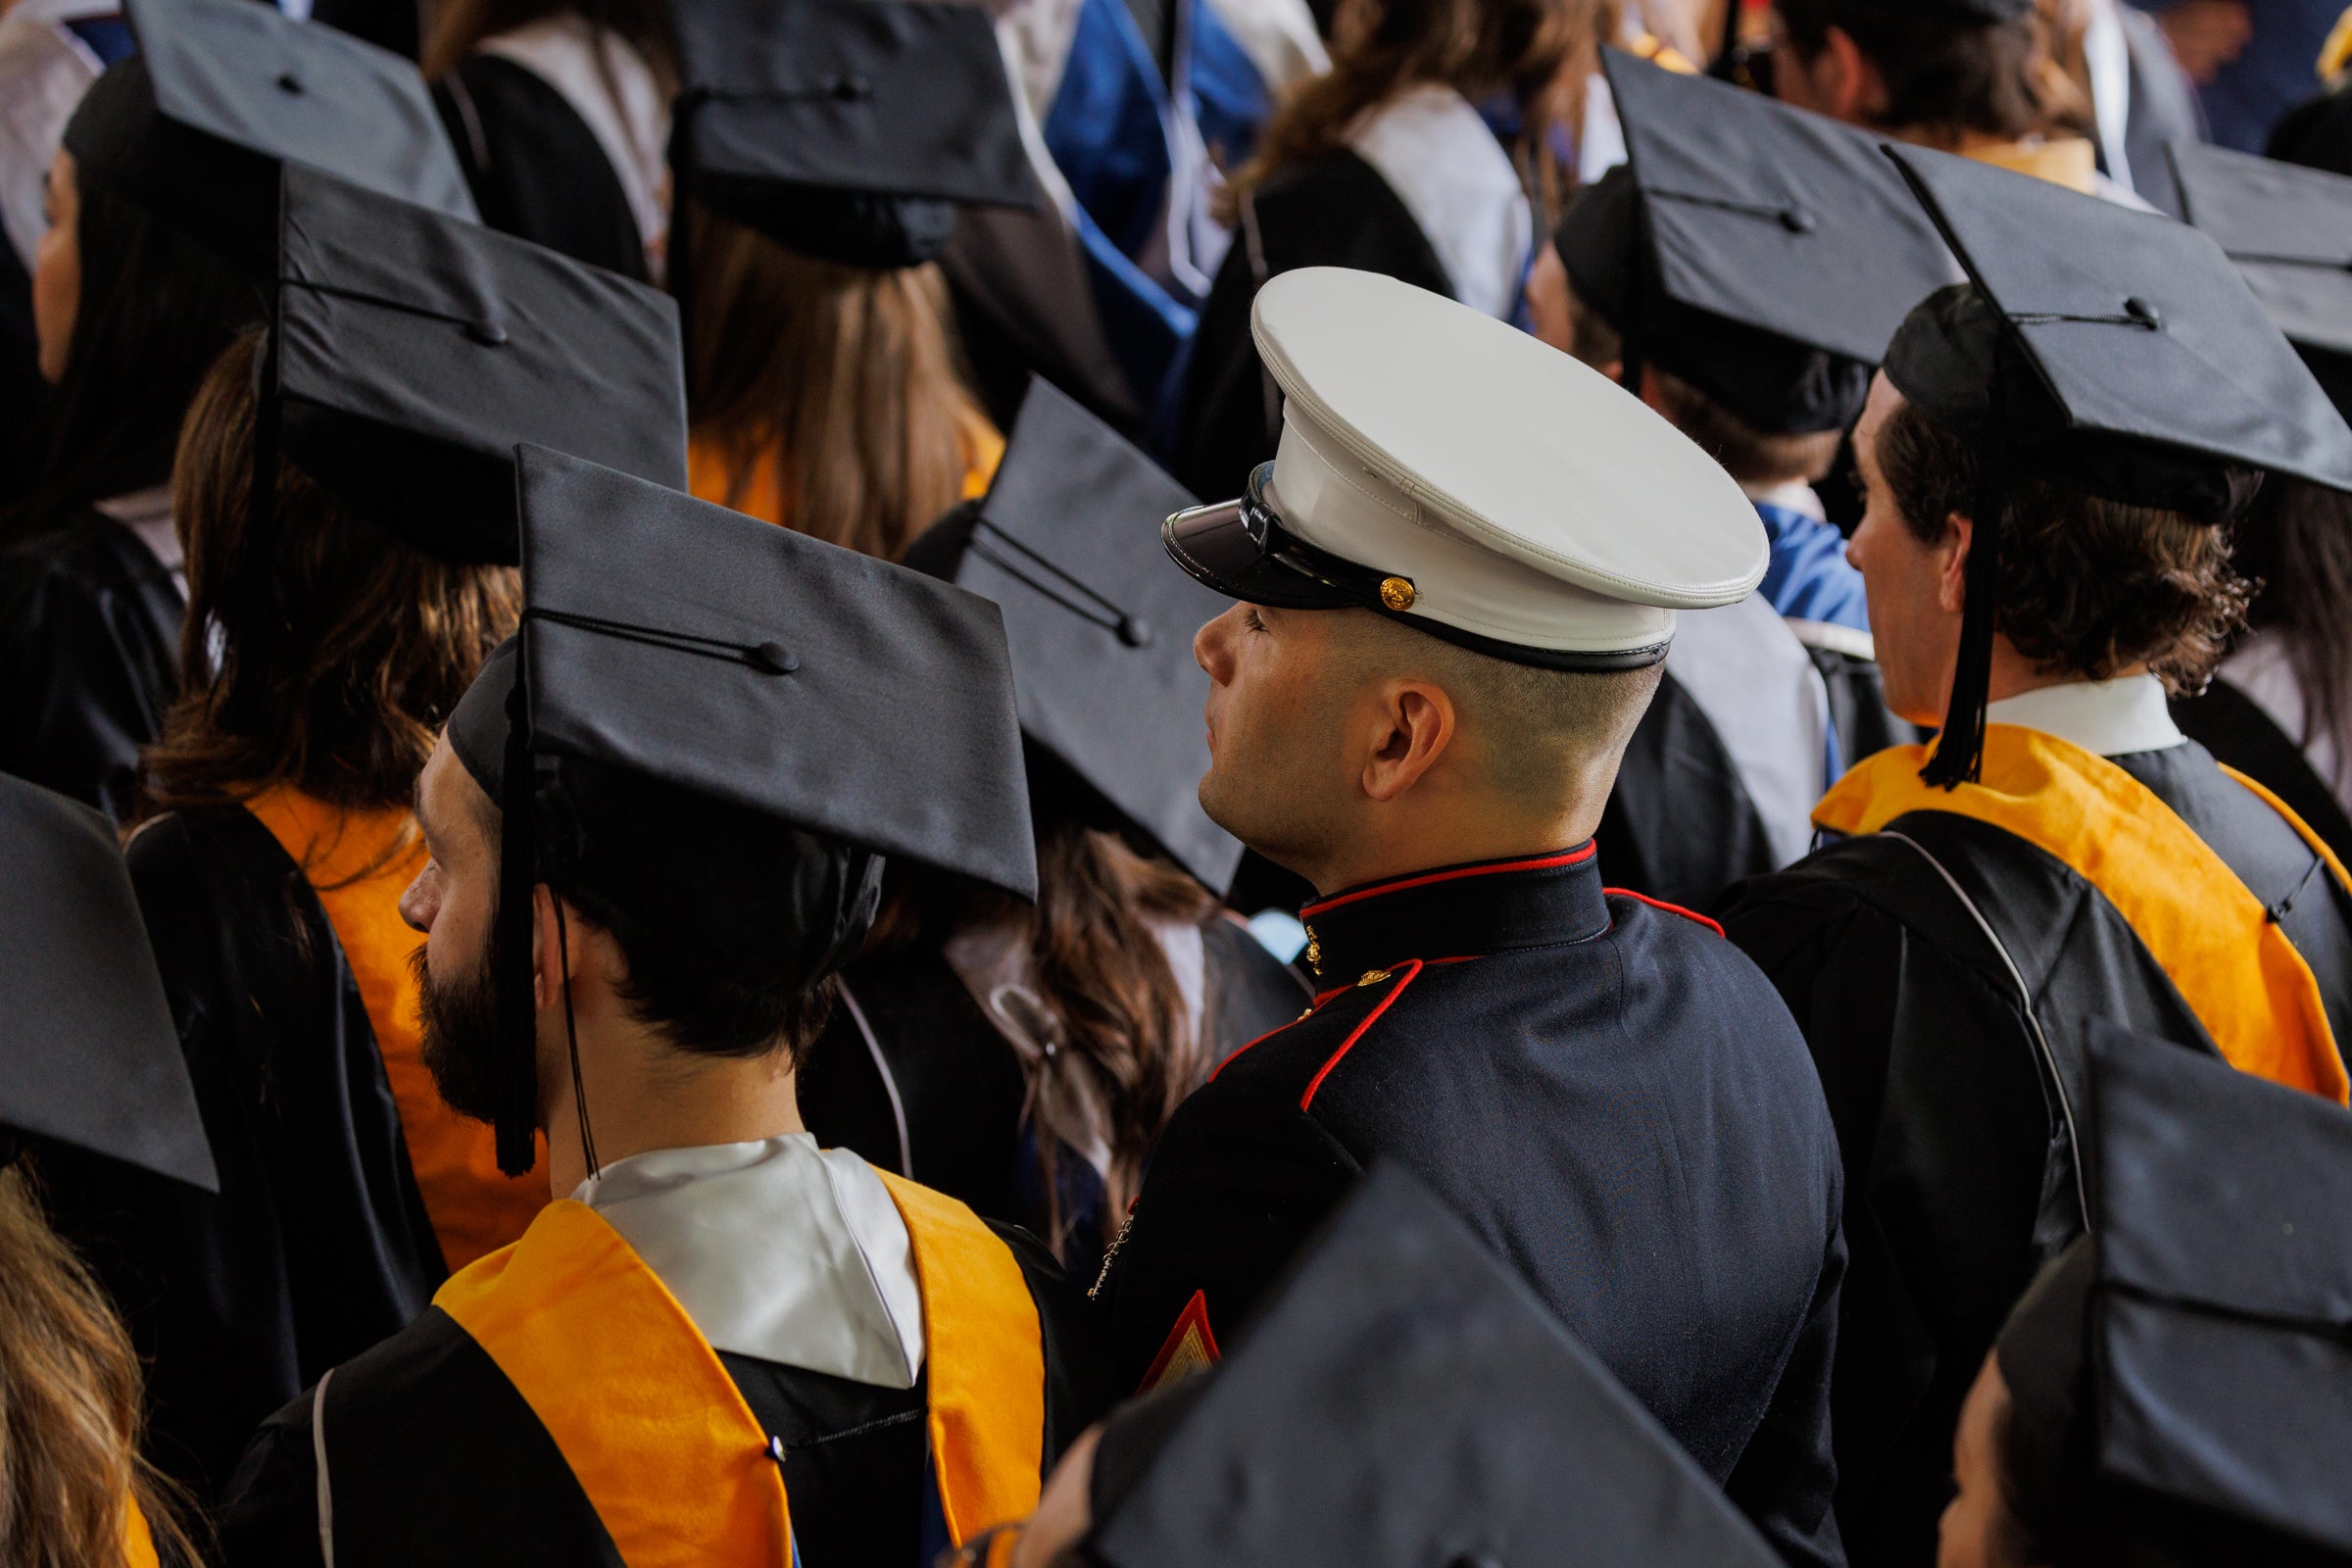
[1299,960,1425,1111]
[1299,845,1596,918]
[1605,887,1725,938]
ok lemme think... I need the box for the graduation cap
[445,447,1035,1172]
[2166,139,2352,418]
[1878,143,2352,785]
[0,776,215,1192]
[669,0,1034,269]
[905,381,1241,892]
[1992,1021,2352,1560]
[272,164,687,564]
[60,0,474,272]
[1081,1162,1783,1568]
[1558,48,1959,435]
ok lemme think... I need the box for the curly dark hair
[1877,397,2252,694]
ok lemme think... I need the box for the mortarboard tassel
[493,658,540,1177]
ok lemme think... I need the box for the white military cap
[1163,268,1766,667]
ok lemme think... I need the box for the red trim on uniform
[1299,960,1425,1111]
[1604,888,1725,938]
[1137,1290,1221,1395]
[1299,845,1596,918]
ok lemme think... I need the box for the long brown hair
[878,820,1218,1261]
[137,330,520,818]
[682,201,995,562]
[0,1164,199,1568]
[2238,478,2352,781]
[420,0,677,79]
[1227,0,1604,226]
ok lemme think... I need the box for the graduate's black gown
[215,1219,1116,1568]
[1096,847,1849,1568]
[433,55,647,281]
[797,919,1310,1286]
[1167,149,1453,502]
[1600,673,1781,912]
[39,806,444,1505]
[0,508,181,823]
[2173,677,2352,869]
[1719,739,2352,1566]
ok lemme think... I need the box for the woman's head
[1772,0,2084,146]
[421,0,677,78]
[682,201,991,562]
[1233,0,1606,221]
[138,329,520,816]
[11,145,263,535]
[0,1163,197,1568]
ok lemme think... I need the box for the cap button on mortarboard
[276,71,304,94]
[466,319,510,347]
[833,74,871,101]
[1779,207,1815,234]
[749,641,800,674]
[2124,296,2163,330]
[1115,615,1152,649]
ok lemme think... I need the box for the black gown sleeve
[215,1394,324,1568]
[0,514,181,824]
[1095,1073,1360,1392]
[1720,853,2051,1567]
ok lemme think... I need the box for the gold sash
[1814,726,2351,1103]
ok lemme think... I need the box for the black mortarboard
[669,0,1034,269]
[61,0,474,272]
[1083,1163,1784,1568]
[1993,1022,2352,1561]
[1559,48,1958,435]
[0,776,214,1191]
[446,447,1036,1171]
[1879,143,2352,785]
[272,165,687,564]
[904,381,1240,892]
[2167,139,2352,417]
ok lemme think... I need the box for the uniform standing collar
[1296,844,1611,985]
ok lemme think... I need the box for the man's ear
[529,883,562,1013]
[1936,513,1976,616]
[1824,24,1887,122]
[1358,679,1457,804]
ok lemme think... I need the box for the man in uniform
[216,451,1113,1568]
[1719,147,2352,1564]
[1093,266,1848,1568]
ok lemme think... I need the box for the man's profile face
[1846,373,1963,728]
[1190,601,1359,877]
[401,738,506,1122]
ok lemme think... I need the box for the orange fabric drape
[1961,135,2099,193]
[436,1176,1046,1561]
[243,786,546,1267]
[688,417,1004,532]
[121,1497,159,1568]
[1814,727,2352,1103]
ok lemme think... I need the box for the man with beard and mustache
[213,450,1115,1568]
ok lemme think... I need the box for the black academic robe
[0,508,181,824]
[1719,736,2352,1567]
[1599,671,1781,911]
[433,55,648,282]
[2172,675,2352,870]
[1167,148,1454,502]
[215,1198,1116,1568]
[1095,846,1848,1568]
[39,806,445,1505]
[797,919,1309,1286]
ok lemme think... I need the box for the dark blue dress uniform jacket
[1095,845,1848,1568]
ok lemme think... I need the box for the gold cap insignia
[1379,576,1417,612]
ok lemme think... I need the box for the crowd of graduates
[3,0,2352,1564]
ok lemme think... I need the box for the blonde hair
[0,1165,199,1568]
[682,202,994,563]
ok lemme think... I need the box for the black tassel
[493,662,539,1177]
[1921,440,2005,789]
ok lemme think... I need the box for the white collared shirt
[573,1135,925,1389]
[1984,673,2185,759]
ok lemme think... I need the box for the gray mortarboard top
[2167,138,2352,417]
[446,449,1035,1167]
[1082,1162,1783,1568]
[905,380,1241,893]
[0,776,214,1191]
[1993,1022,2352,1562]
[273,165,686,565]
[1878,143,2352,784]
[60,0,474,272]
[1557,48,1959,435]
[670,0,1033,269]
[1163,268,1764,669]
